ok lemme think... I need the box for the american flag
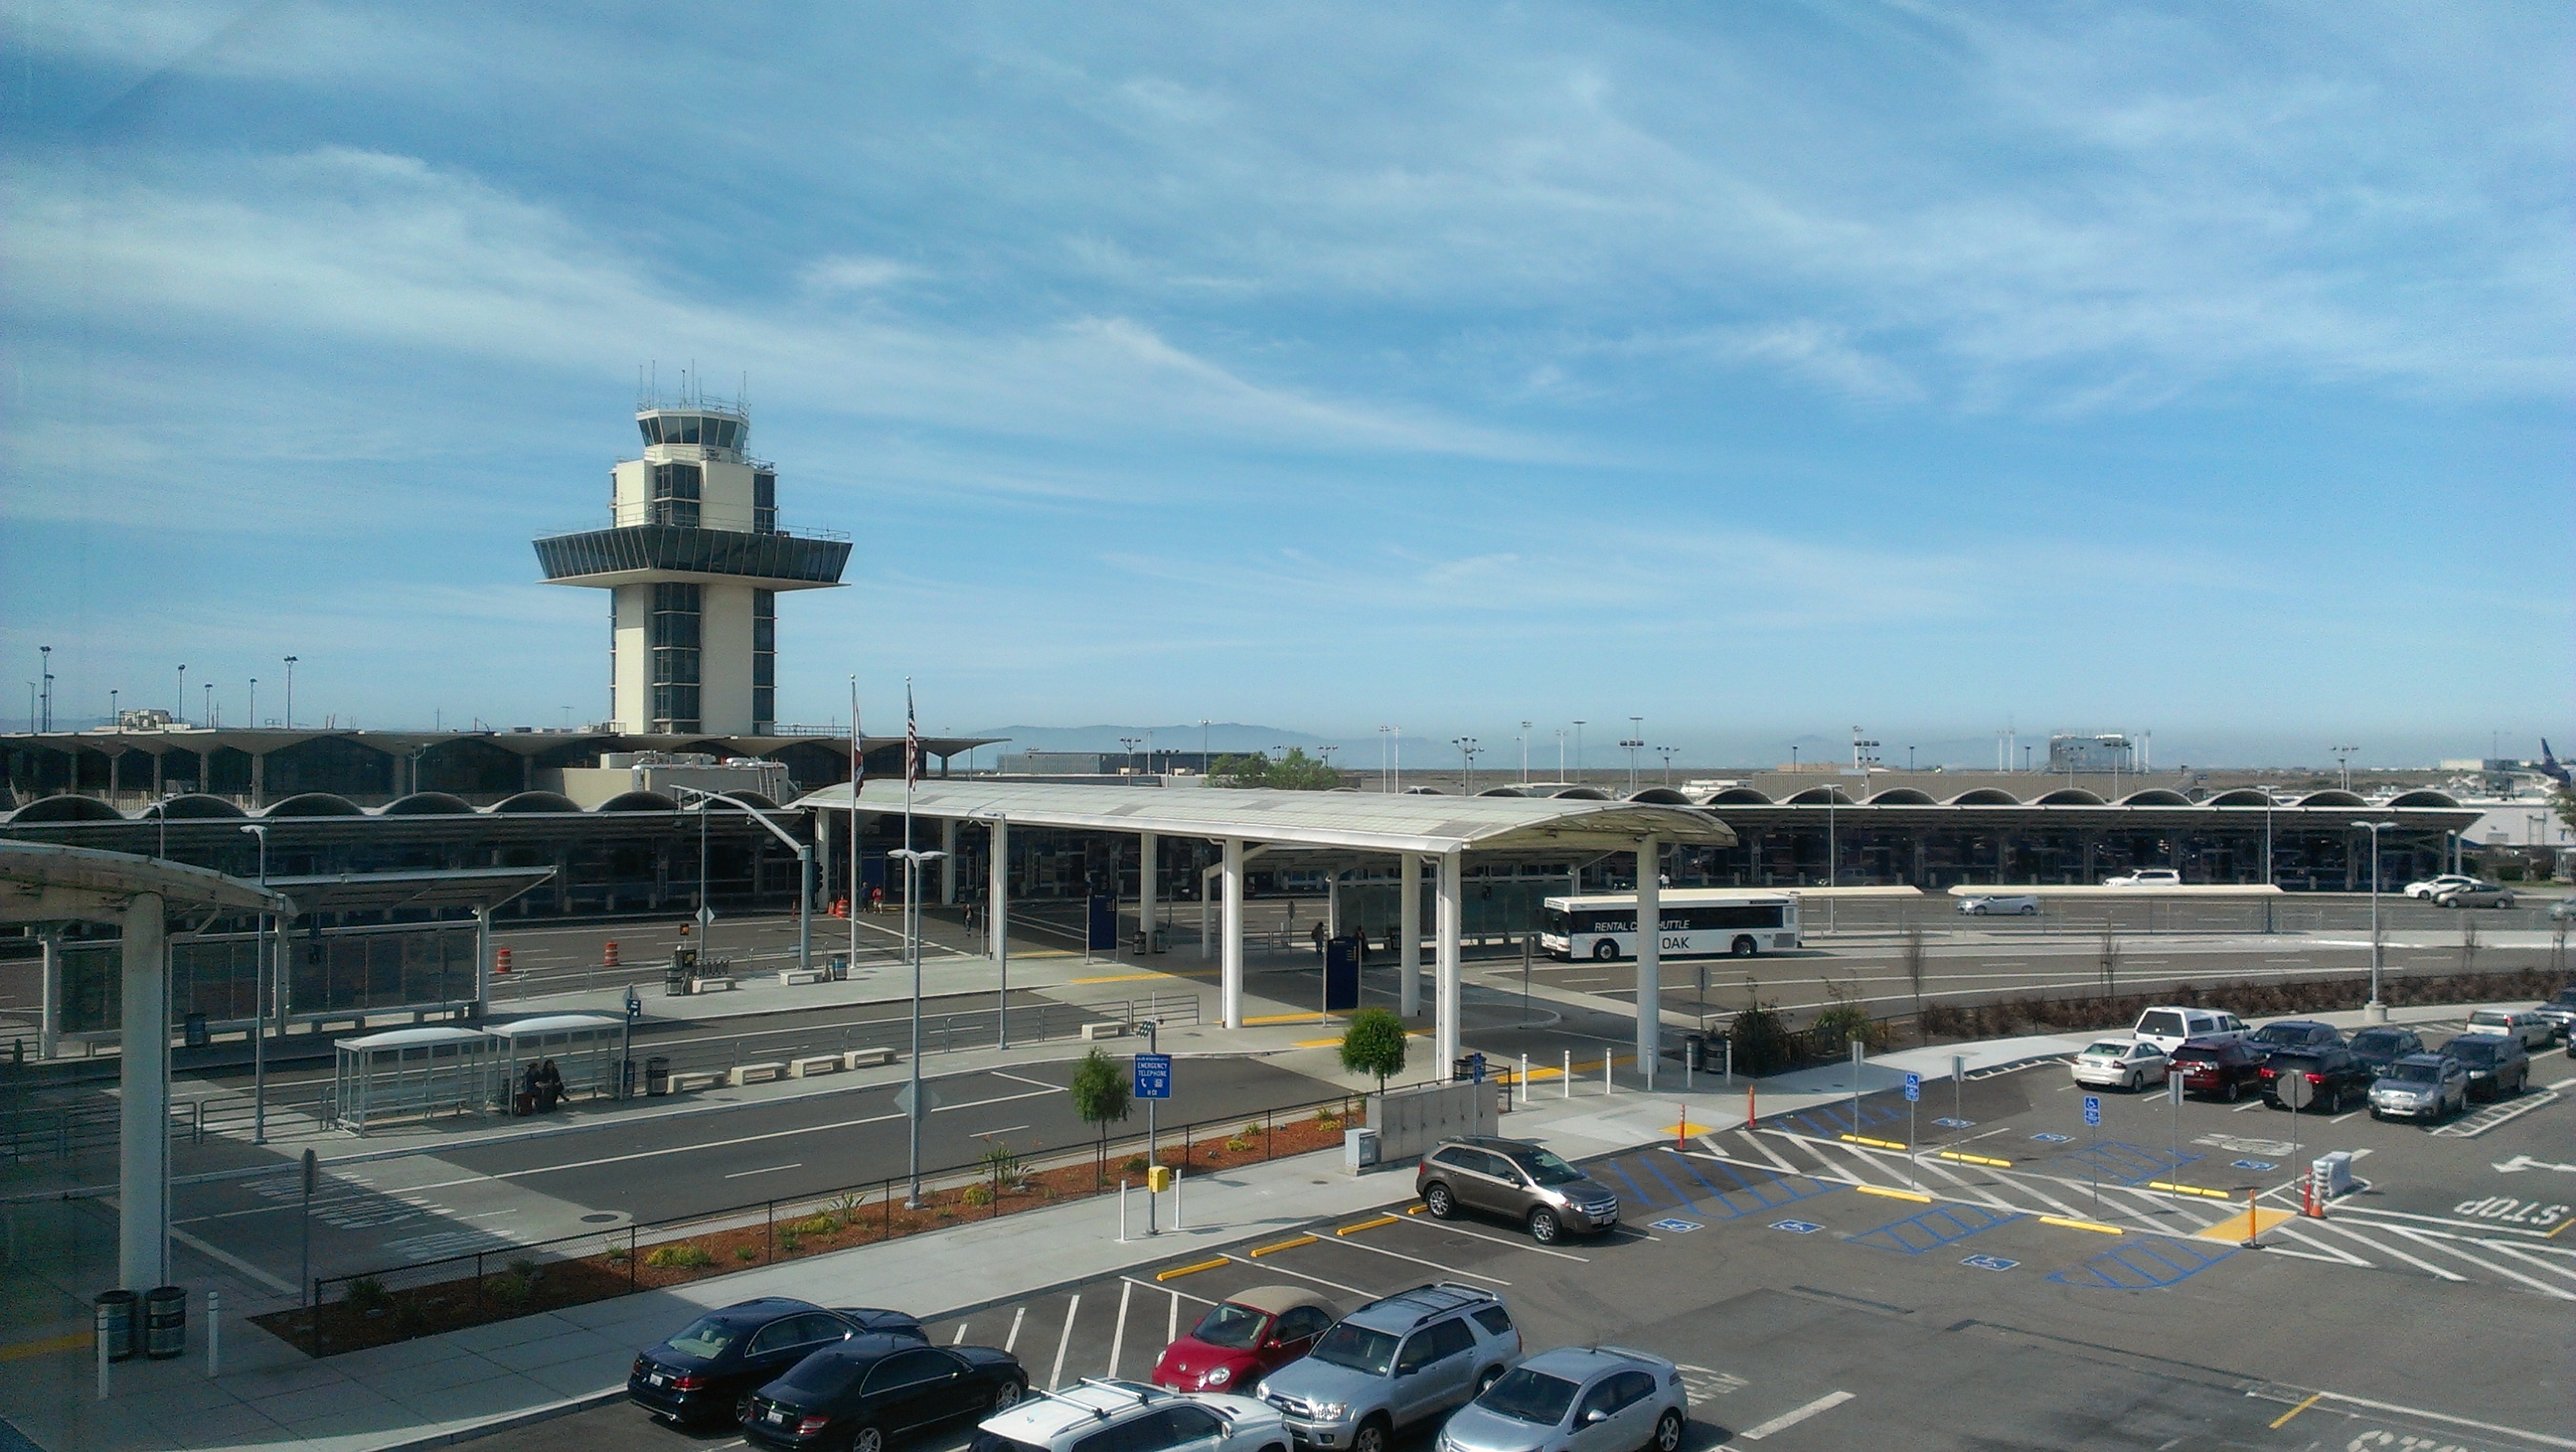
[904,682,921,785]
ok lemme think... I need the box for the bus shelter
[486,1012,626,1108]
[333,1025,497,1132]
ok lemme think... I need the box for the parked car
[2168,1037,2267,1102]
[631,1300,926,1427]
[743,1334,1028,1452]
[2129,1006,2249,1054]
[2403,874,2481,900]
[1256,1283,1523,1452]
[2346,1026,2426,1076]
[2532,986,2576,1039]
[2441,1033,2532,1100]
[2433,881,2517,908]
[2246,1020,2343,1061]
[1436,1345,1689,1452]
[2551,899,2576,922]
[2458,1008,2555,1051]
[2256,1046,2372,1113]
[2367,1053,2469,1122]
[972,1378,1289,1452]
[1417,1136,1621,1244]
[1152,1286,1342,1394]
[1957,894,2039,916]
[2071,1038,2169,1091]
[2103,869,2182,888]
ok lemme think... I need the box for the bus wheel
[1732,936,1758,957]
[1593,939,1620,962]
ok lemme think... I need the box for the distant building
[2047,734,2134,774]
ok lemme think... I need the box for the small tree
[1728,978,1797,1076]
[2097,915,2121,999]
[1068,1049,1131,1188]
[1900,911,1929,1036]
[1340,1008,1410,1091]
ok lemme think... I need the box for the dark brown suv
[1414,1136,1619,1244]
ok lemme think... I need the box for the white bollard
[208,1289,222,1378]
[1604,1053,1614,1096]
[95,1305,109,1401]
[1173,1166,1185,1230]
[1563,1050,1573,1100]
[1118,1180,1129,1243]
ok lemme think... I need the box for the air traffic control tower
[534,395,851,735]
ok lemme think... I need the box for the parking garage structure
[795,780,1735,1083]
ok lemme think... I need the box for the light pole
[1573,720,1586,780]
[176,664,186,723]
[247,679,256,729]
[283,657,298,729]
[1627,716,1644,791]
[2355,820,2396,1023]
[1554,728,1567,780]
[2331,745,2359,794]
[1657,746,1677,784]
[240,825,271,1143]
[1519,722,1531,784]
[1199,719,1211,773]
[676,789,814,978]
[37,646,51,732]
[1119,735,1142,774]
[982,812,1010,1048]
[1452,736,1478,792]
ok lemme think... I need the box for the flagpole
[902,678,923,1209]
[848,676,861,979]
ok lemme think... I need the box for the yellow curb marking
[1934,1150,2012,1168]
[0,1332,90,1363]
[1249,1234,1318,1257]
[2268,1392,2323,1429]
[1659,1122,1719,1139]
[2195,1206,2293,1242]
[1335,1215,1398,1236]
[1156,1258,1230,1281]
[1852,1184,1933,1203]
[1838,1134,1909,1151]
[2039,1214,2126,1236]
[2144,1180,2233,1199]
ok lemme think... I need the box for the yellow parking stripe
[1249,1234,1319,1257]
[2144,1180,2233,1199]
[0,1332,90,1363]
[1839,1134,1908,1151]
[1934,1150,2012,1168]
[1156,1258,1230,1281]
[2039,1214,2125,1236]
[1336,1215,1398,1236]
[1069,970,1216,985]
[2267,1393,2323,1429]
[1852,1184,1932,1203]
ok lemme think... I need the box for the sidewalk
[2,1066,1873,1452]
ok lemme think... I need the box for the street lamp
[1119,735,1142,774]
[176,664,186,723]
[283,657,298,728]
[248,678,256,728]
[2330,745,2359,794]
[37,646,51,732]
[1451,736,1478,792]
[1554,728,1567,780]
[1656,746,1677,784]
[1518,722,1531,784]
[240,824,272,1143]
[2354,820,2397,1022]
[1573,720,1586,780]
[1627,716,1644,791]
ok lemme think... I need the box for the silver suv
[1256,1284,1522,1452]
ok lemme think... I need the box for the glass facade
[754,470,777,533]
[534,525,851,584]
[650,581,702,732]
[637,413,744,451]
[650,461,702,527]
[751,589,776,732]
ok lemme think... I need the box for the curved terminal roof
[796,780,1735,855]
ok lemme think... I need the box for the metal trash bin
[1343,1126,1380,1175]
[645,1056,671,1096]
[94,1289,138,1363]
[144,1285,185,1360]
[829,953,850,981]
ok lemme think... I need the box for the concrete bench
[788,1054,841,1078]
[841,1048,897,1069]
[670,1070,724,1093]
[777,968,831,986]
[729,1061,787,1087]
[691,975,739,994]
[1079,1020,1131,1042]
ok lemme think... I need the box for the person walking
[1310,919,1327,958]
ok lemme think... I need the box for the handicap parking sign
[1648,1218,1702,1233]
[2083,1095,2102,1127]
[1769,1219,1825,1235]
[1902,1072,1921,1102]
[1960,1255,2019,1272]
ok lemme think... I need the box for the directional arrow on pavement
[2492,1155,2576,1175]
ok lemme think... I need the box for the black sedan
[744,1334,1026,1452]
[2442,1033,2532,1100]
[2346,1026,2426,1077]
[631,1299,925,1427]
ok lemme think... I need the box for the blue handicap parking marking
[1638,1154,1698,1208]
[2047,1236,2236,1291]
[1770,1219,1825,1235]
[2066,1140,2203,1186]
[1933,1117,1975,1128]
[1849,1203,2026,1256]
[1648,1218,1702,1233]
[2031,1132,2075,1144]
[1662,1149,1727,1197]
[2231,1158,2277,1172]
[1602,1159,1663,1207]
[1960,1255,2019,1272]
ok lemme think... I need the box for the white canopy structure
[794,781,1734,1077]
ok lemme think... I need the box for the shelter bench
[728,1061,786,1086]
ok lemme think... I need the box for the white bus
[1538,890,1800,961]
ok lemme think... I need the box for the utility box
[1367,1079,1499,1167]
[1343,1127,1380,1176]
[2311,1151,2354,1199]
[1146,1165,1174,1193]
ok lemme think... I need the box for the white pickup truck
[2102,868,2182,888]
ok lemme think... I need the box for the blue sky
[3,3,2568,767]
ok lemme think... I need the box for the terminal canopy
[0,840,294,923]
[793,780,1735,854]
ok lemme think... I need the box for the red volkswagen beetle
[1149,1285,1340,1394]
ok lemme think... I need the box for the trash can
[144,1285,186,1360]
[1342,1127,1380,1176]
[829,953,850,981]
[94,1289,138,1364]
[646,1056,671,1097]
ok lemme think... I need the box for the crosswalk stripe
[2383,1226,2576,1300]
[2298,1218,2466,1281]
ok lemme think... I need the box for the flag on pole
[904,682,921,786]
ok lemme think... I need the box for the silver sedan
[1439,1346,1688,1452]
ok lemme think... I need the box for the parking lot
[478,1030,2576,1452]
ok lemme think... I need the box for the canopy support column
[987,818,1010,961]
[1138,833,1159,944]
[1435,850,1462,1072]
[1398,851,1421,1018]
[1635,836,1660,1092]
[939,819,958,904]
[473,907,491,1017]
[39,931,59,1060]
[119,893,169,1291]
[1220,837,1245,1029]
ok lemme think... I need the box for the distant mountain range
[962,724,1335,754]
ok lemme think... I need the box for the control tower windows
[751,589,777,733]
[650,462,702,527]
[650,582,703,733]
[754,470,777,533]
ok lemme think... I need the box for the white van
[2130,1005,2248,1053]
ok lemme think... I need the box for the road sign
[2277,1072,2314,1111]
[1134,1053,1173,1099]
[2083,1095,2102,1127]
[696,907,717,926]
[893,1083,942,1116]
[2167,1072,2183,1106]
[1902,1072,1921,1102]
[624,994,643,1022]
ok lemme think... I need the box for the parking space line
[2480,1241,2576,1287]
[2297,1218,2463,1280]
[2382,1226,2576,1300]
[1049,1293,1080,1389]
[1395,1214,1589,1262]
[1005,1306,1025,1353]
[1110,1280,1133,1379]
[2260,1219,2371,1266]
[1732,1131,1803,1176]
[2267,1391,2322,1428]
[1324,1234,1511,1285]
[952,1323,970,1345]
[1169,1288,1181,1345]
[1736,1390,1853,1441]
[1222,1254,1376,1300]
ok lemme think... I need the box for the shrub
[733,1245,760,1263]
[604,1243,631,1265]
[1121,1155,1151,1177]
[1225,1136,1252,1153]
[1315,1108,1342,1132]
[960,1184,994,1207]
[488,1274,531,1308]
[779,1231,801,1253]
[345,1276,390,1313]
[789,1214,840,1236]
[645,1243,714,1270]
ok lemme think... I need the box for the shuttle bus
[1538,889,1799,961]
